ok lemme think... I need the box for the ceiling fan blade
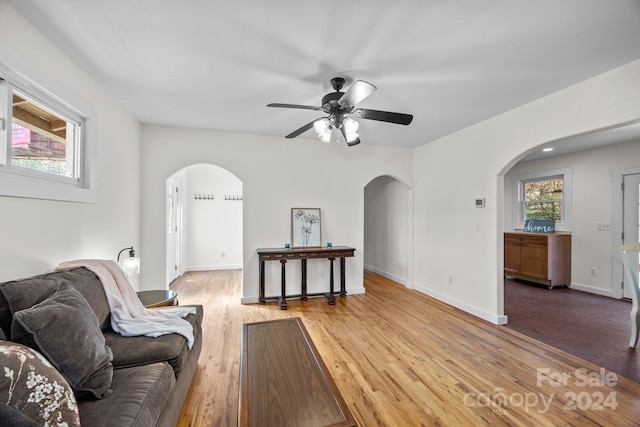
[284,118,323,139]
[339,80,377,107]
[353,108,413,125]
[267,103,321,111]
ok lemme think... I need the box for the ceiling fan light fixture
[345,131,359,143]
[319,131,332,143]
[269,77,413,147]
[344,117,359,133]
[343,117,359,143]
[330,127,341,144]
[313,118,332,142]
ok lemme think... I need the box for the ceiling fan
[267,77,413,146]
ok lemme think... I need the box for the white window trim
[0,57,97,203]
[512,167,574,232]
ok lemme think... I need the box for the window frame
[0,60,97,203]
[512,167,573,232]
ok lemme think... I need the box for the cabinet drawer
[520,235,547,246]
[505,233,547,246]
[504,234,523,244]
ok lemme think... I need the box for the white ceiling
[8,0,640,152]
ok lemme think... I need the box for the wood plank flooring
[173,270,640,426]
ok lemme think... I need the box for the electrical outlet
[319,270,324,279]
[221,252,226,258]
[597,223,611,231]
[590,268,597,276]
[448,276,453,285]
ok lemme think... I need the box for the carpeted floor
[504,278,640,383]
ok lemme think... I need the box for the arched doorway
[364,175,413,287]
[165,164,243,286]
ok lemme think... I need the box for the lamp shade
[117,246,140,275]
[122,257,140,274]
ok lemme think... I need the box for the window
[523,177,563,221]
[513,167,573,232]
[9,90,81,181]
[0,60,96,203]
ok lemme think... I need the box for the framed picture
[291,208,322,247]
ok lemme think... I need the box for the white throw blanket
[55,259,195,348]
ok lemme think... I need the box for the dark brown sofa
[0,267,202,427]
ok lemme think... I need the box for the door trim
[612,166,640,298]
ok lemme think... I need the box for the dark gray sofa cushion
[78,362,175,427]
[11,283,114,400]
[0,267,111,337]
[104,305,202,377]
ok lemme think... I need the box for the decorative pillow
[0,268,111,332]
[11,282,114,400]
[0,341,80,427]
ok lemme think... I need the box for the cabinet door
[504,236,521,274]
[520,238,548,279]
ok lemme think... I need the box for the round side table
[136,290,178,308]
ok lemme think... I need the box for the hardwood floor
[173,270,640,426]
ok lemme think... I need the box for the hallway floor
[504,278,640,383]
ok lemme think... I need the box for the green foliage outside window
[524,178,563,221]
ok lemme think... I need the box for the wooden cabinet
[504,232,571,289]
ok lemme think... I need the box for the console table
[257,246,356,309]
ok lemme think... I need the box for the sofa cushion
[11,283,114,400]
[77,362,175,427]
[103,305,202,378]
[0,267,111,336]
[0,341,80,427]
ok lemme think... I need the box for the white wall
[364,176,410,284]
[184,164,243,270]
[0,2,141,284]
[5,0,640,326]
[140,125,414,299]
[412,59,640,324]
[504,139,640,297]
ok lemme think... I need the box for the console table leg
[340,257,347,297]
[279,259,287,310]
[326,257,336,305]
[301,259,308,301]
[259,260,266,304]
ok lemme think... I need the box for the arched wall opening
[165,163,243,286]
[364,174,413,288]
[497,120,640,321]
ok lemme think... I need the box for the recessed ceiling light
[542,147,554,152]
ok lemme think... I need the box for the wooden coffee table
[136,290,178,308]
[239,317,355,427]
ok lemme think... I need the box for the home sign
[523,219,555,233]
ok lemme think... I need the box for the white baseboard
[413,283,508,325]
[567,282,616,298]
[364,264,407,286]
[364,266,506,325]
